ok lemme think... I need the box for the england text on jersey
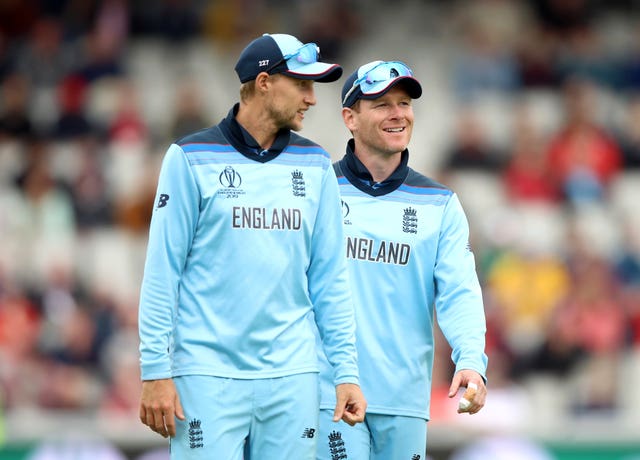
[232,206,302,230]
[345,237,411,265]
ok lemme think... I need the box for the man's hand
[448,370,487,415]
[139,378,185,437]
[333,383,367,426]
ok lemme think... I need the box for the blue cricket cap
[341,60,422,108]
[234,33,342,83]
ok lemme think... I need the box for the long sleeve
[434,193,488,380]
[138,144,199,380]
[308,165,359,385]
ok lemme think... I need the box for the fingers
[448,373,463,398]
[139,379,182,438]
[457,381,487,415]
[140,403,170,438]
[457,382,478,414]
[332,388,349,422]
[449,370,487,415]
[333,383,367,425]
[167,394,186,437]
[341,400,366,426]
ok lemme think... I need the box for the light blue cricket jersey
[319,141,487,420]
[139,105,359,385]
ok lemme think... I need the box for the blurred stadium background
[1,0,640,459]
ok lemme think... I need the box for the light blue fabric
[317,409,427,460]
[172,374,319,459]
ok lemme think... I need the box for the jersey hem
[172,365,319,380]
[320,402,428,420]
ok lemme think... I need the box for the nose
[388,103,406,119]
[304,85,317,106]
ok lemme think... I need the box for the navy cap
[234,33,342,83]
[341,60,422,108]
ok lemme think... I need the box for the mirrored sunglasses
[266,42,320,73]
[342,61,414,106]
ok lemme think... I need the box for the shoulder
[405,168,453,195]
[288,132,331,158]
[174,125,225,148]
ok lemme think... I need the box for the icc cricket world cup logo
[220,166,242,188]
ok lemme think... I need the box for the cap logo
[259,59,269,67]
[390,68,399,78]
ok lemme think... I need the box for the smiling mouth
[384,127,405,132]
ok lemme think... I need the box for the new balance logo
[301,428,316,438]
[157,193,170,208]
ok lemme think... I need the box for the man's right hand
[139,378,185,438]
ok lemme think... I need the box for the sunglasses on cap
[265,42,320,74]
[342,61,414,106]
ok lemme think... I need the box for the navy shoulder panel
[289,131,321,148]
[175,125,224,147]
[405,168,451,191]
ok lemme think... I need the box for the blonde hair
[239,81,256,103]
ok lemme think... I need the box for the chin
[289,121,303,132]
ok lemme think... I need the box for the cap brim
[283,63,343,82]
[359,76,422,100]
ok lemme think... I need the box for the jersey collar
[219,103,291,163]
[340,139,410,196]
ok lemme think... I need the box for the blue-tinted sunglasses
[342,61,414,106]
[266,42,320,74]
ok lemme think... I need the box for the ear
[342,107,357,131]
[255,72,271,92]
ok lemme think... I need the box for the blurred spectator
[201,0,272,45]
[502,103,561,203]
[15,16,78,90]
[99,296,140,416]
[621,21,640,92]
[0,0,39,44]
[544,77,622,206]
[0,31,15,83]
[51,74,95,140]
[555,25,621,89]
[512,299,585,379]
[168,79,210,141]
[514,24,561,88]
[77,0,128,83]
[131,0,200,42]
[451,21,520,101]
[441,106,505,173]
[107,79,148,145]
[531,0,596,38]
[70,148,114,231]
[558,229,628,412]
[0,270,42,410]
[485,247,571,357]
[14,137,75,230]
[615,95,640,169]
[0,73,34,141]
[298,0,362,60]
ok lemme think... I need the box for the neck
[353,145,402,183]
[236,101,277,149]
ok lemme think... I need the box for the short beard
[266,102,299,132]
